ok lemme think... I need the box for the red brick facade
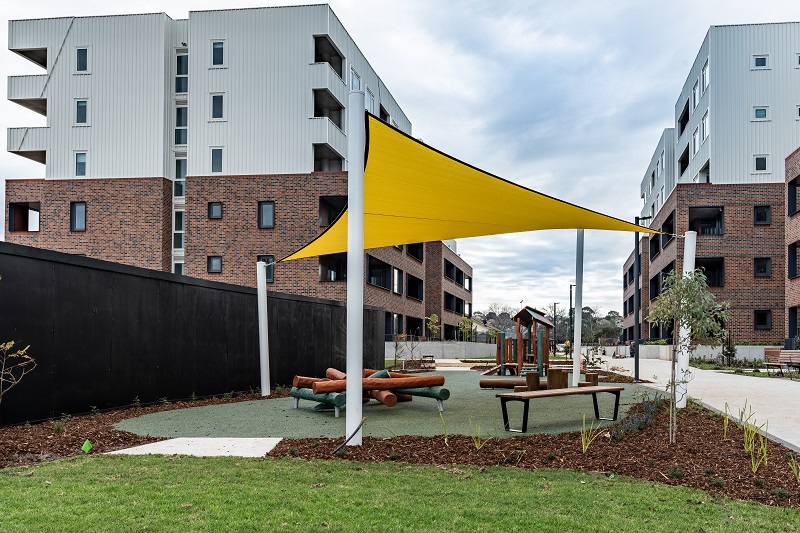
[6,172,473,341]
[5,177,172,271]
[623,182,785,344]
[785,147,800,339]
[621,236,650,342]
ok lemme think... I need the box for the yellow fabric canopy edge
[283,115,660,262]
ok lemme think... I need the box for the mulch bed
[1,376,798,509]
[0,390,289,470]
[270,402,800,508]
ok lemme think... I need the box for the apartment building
[4,6,473,340]
[623,22,800,345]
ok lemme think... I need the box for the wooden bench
[496,386,625,433]
[764,349,800,379]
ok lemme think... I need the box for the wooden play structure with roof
[483,306,554,377]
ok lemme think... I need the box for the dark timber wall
[0,242,383,426]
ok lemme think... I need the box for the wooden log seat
[495,385,625,433]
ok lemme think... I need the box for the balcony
[310,117,346,166]
[7,127,48,164]
[8,75,47,116]
[309,62,348,109]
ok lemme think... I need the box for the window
[701,111,709,141]
[689,206,724,235]
[208,202,222,219]
[702,60,709,91]
[465,276,472,291]
[75,47,89,73]
[790,178,800,215]
[175,107,187,144]
[70,201,86,232]
[320,253,346,281]
[8,202,40,232]
[696,257,724,286]
[649,274,660,301]
[75,100,88,125]
[406,274,425,301]
[319,196,347,226]
[753,107,768,120]
[754,310,772,329]
[173,211,184,249]
[678,100,689,135]
[692,80,699,109]
[174,158,186,197]
[257,255,275,282]
[754,258,772,277]
[212,41,224,66]
[207,256,222,273]
[350,68,361,91]
[649,236,660,260]
[367,255,391,290]
[755,155,768,173]
[406,243,424,262]
[75,152,87,176]
[692,127,699,155]
[173,262,184,275]
[661,211,675,247]
[211,94,224,120]
[211,148,223,173]
[365,89,374,113]
[754,205,771,225]
[753,55,768,69]
[392,267,403,294]
[791,242,800,279]
[176,54,188,93]
[678,145,689,176]
[796,53,800,69]
[258,201,275,228]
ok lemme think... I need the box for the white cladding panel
[9,14,170,179]
[709,24,800,184]
[8,7,412,180]
[187,5,411,177]
[639,128,675,219]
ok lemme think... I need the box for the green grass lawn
[2,455,798,532]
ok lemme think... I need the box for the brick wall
[785,148,800,335]
[5,177,172,271]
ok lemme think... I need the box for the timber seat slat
[764,349,800,379]
[496,385,625,433]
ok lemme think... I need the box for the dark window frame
[258,201,275,229]
[754,205,771,225]
[211,148,223,173]
[754,257,772,277]
[257,254,275,283]
[207,256,222,273]
[70,201,87,232]
[208,202,223,219]
[212,41,224,66]
[754,309,772,330]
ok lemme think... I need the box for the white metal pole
[256,260,271,397]
[571,230,584,386]
[676,231,697,408]
[345,90,366,445]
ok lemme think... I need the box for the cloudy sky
[2,0,798,315]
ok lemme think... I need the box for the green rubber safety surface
[115,371,648,440]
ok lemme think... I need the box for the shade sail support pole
[345,90,366,445]
[676,231,697,409]
[256,260,271,397]
[572,229,584,386]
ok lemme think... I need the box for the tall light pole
[633,215,652,382]
[551,302,559,351]
[569,284,575,357]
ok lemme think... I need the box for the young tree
[0,341,36,407]
[458,317,474,341]
[647,269,729,444]
[426,314,441,341]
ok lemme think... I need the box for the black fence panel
[0,242,383,426]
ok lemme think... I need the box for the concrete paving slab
[607,357,800,452]
[108,437,282,458]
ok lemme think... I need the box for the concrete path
[108,437,282,458]
[607,356,800,452]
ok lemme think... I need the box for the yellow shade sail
[283,115,658,261]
